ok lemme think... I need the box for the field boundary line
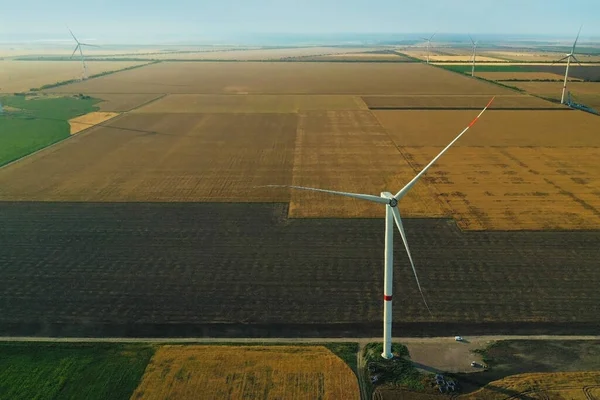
[124,93,168,112]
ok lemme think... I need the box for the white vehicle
[455,336,463,342]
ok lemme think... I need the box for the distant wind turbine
[553,25,583,104]
[67,26,100,80]
[469,34,478,77]
[421,32,437,64]
[262,97,495,360]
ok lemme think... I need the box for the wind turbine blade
[70,45,79,58]
[468,34,475,46]
[430,31,437,41]
[551,55,570,66]
[390,206,432,316]
[394,96,495,199]
[572,24,583,53]
[80,43,101,47]
[258,185,389,205]
[67,26,79,43]
[420,37,429,41]
[572,54,583,66]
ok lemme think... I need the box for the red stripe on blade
[384,295,392,301]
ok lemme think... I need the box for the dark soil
[1,202,599,338]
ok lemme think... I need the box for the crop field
[43,62,513,95]
[293,52,414,62]
[477,71,580,81]
[0,342,153,400]
[0,202,599,337]
[0,113,297,202]
[444,64,600,81]
[464,372,600,399]
[131,94,368,113]
[89,93,166,111]
[483,50,600,63]
[0,60,149,93]
[361,94,563,109]
[510,81,600,110]
[374,110,600,230]
[0,94,99,166]
[131,345,359,400]
[69,111,120,134]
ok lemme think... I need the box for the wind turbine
[263,97,495,359]
[469,34,478,77]
[67,26,99,80]
[553,25,583,104]
[421,32,437,64]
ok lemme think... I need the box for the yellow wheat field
[68,112,120,134]
[130,345,359,400]
[465,371,600,399]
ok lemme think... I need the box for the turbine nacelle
[380,192,398,207]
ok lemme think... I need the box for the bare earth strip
[0,113,297,202]
[132,94,368,113]
[43,62,515,95]
[68,112,120,134]
[362,94,562,109]
[131,345,359,400]
[288,110,446,218]
[0,60,149,93]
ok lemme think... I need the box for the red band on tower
[384,295,392,301]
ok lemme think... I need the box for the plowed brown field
[131,345,359,400]
[43,62,513,95]
[90,93,166,112]
[477,72,580,81]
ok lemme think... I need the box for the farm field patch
[43,62,514,95]
[444,64,600,81]
[288,110,445,218]
[465,372,600,399]
[0,94,99,166]
[0,342,153,400]
[131,345,359,400]
[394,146,600,230]
[482,50,600,63]
[477,71,579,81]
[0,60,149,93]
[362,94,561,109]
[0,113,297,202]
[132,94,367,113]
[69,111,120,134]
[86,93,166,111]
[510,81,600,110]
[294,52,413,62]
[373,109,600,147]
[0,202,599,337]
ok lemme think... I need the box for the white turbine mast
[264,97,495,360]
[421,32,437,64]
[553,25,583,104]
[469,34,478,77]
[67,26,100,80]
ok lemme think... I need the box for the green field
[0,94,99,166]
[0,342,154,400]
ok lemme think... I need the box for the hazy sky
[0,0,598,42]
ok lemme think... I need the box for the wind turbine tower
[421,32,437,64]
[469,35,478,77]
[264,97,495,359]
[67,27,99,80]
[553,26,583,104]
